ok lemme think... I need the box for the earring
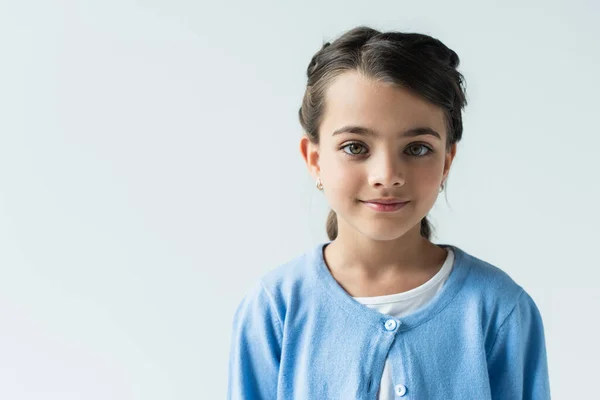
[439,182,445,193]
[316,177,323,190]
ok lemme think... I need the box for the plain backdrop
[1,0,598,398]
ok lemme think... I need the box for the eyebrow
[331,125,442,140]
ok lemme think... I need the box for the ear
[442,143,457,182]
[299,135,321,179]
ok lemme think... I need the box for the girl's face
[302,71,457,241]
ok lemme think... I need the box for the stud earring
[316,177,323,190]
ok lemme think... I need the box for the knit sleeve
[227,280,283,400]
[487,290,551,399]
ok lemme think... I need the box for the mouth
[360,200,410,212]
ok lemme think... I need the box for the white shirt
[353,248,455,399]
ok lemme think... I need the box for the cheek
[413,170,441,190]
[321,156,363,194]
[410,159,444,187]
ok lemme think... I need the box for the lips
[361,200,409,212]
[362,199,409,205]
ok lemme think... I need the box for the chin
[337,204,423,241]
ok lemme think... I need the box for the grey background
[1,0,598,398]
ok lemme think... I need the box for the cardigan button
[384,319,398,331]
[395,384,407,396]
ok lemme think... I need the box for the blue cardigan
[227,242,551,399]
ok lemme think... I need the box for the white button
[395,384,407,396]
[384,319,397,331]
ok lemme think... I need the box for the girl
[227,26,550,399]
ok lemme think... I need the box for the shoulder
[450,245,528,318]
[448,245,547,351]
[234,243,324,321]
[456,246,523,295]
[259,243,322,293]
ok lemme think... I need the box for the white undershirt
[352,248,455,399]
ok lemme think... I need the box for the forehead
[320,71,447,139]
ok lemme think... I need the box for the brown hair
[298,26,468,241]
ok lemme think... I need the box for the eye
[405,144,433,157]
[341,142,368,156]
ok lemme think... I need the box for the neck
[324,220,442,279]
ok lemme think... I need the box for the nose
[367,151,405,189]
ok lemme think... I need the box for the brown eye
[406,144,433,157]
[341,142,367,156]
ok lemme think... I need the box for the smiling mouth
[360,200,409,212]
